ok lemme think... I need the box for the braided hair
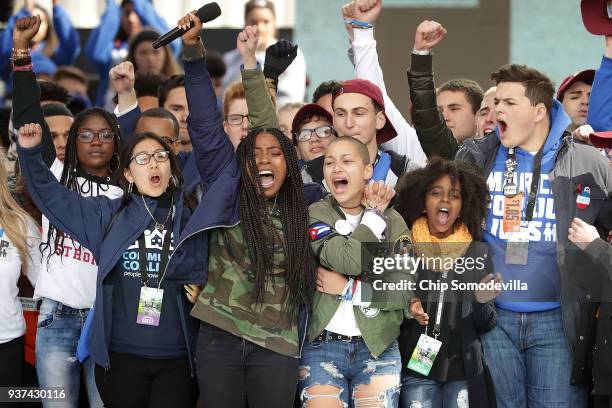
[41,108,122,261]
[236,128,316,314]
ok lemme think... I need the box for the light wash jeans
[36,298,103,408]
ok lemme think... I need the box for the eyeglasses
[294,125,337,142]
[77,129,115,144]
[130,150,170,165]
[226,114,249,126]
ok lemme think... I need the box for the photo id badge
[505,227,529,265]
[407,334,442,376]
[137,287,164,326]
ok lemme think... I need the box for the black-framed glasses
[226,114,249,126]
[77,129,115,144]
[294,125,337,142]
[130,150,170,165]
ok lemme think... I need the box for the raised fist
[414,20,447,52]
[13,15,42,49]
[263,39,298,82]
[109,61,135,95]
[18,123,43,149]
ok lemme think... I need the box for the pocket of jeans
[304,339,324,350]
[37,311,55,329]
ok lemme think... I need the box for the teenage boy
[306,78,417,191]
[290,103,337,183]
[407,20,484,160]
[556,69,595,132]
[457,63,612,407]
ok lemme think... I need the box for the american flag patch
[309,222,332,241]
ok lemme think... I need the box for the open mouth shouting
[332,176,349,195]
[258,169,275,189]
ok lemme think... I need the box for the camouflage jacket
[308,195,414,357]
[191,215,299,358]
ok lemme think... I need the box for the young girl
[18,123,202,406]
[161,13,323,407]
[301,136,412,408]
[0,151,40,387]
[11,17,123,407]
[394,157,499,408]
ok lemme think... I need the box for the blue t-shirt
[483,101,571,312]
[110,200,186,358]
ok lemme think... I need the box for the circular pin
[335,220,352,236]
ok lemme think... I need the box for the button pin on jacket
[576,186,591,210]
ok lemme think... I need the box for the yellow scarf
[410,216,473,272]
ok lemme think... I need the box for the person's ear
[364,163,373,181]
[124,167,134,184]
[375,110,386,131]
[534,102,548,123]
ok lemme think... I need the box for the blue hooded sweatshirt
[483,100,571,312]
[587,55,612,132]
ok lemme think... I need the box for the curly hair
[235,127,316,314]
[395,157,490,240]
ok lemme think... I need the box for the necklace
[141,194,174,231]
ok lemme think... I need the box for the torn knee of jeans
[352,374,400,408]
[298,365,310,381]
[362,358,397,374]
[456,389,469,408]
[409,401,423,408]
[301,385,345,408]
[320,361,344,379]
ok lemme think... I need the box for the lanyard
[424,270,448,339]
[137,218,173,289]
[503,145,545,222]
[372,151,392,182]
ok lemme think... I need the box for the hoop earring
[128,182,133,195]
[109,153,120,174]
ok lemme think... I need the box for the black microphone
[152,2,222,49]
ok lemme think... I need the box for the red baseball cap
[589,131,612,148]
[556,69,596,101]
[331,78,397,145]
[581,0,612,35]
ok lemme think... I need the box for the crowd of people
[0,0,612,407]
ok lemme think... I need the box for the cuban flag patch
[309,222,332,241]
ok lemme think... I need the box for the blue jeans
[36,298,103,408]
[400,377,469,408]
[481,308,587,408]
[299,336,401,407]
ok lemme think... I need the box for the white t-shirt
[0,217,40,344]
[33,159,123,309]
[324,210,385,336]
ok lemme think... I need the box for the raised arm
[587,36,612,132]
[11,16,56,167]
[51,3,81,66]
[344,0,427,166]
[179,12,237,186]
[407,20,460,160]
[0,8,29,82]
[17,123,118,257]
[238,26,279,129]
[109,61,142,139]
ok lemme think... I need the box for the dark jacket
[581,239,612,395]
[456,115,612,386]
[399,242,497,408]
[407,53,460,160]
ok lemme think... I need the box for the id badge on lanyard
[502,147,543,265]
[407,273,446,376]
[136,220,172,327]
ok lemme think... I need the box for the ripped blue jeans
[298,336,401,407]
